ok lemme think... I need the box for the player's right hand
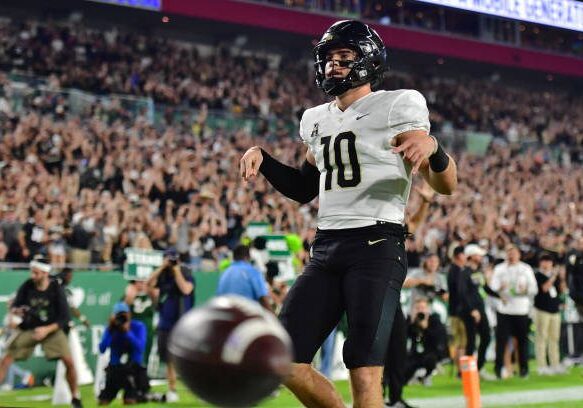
[391,130,436,175]
[240,146,263,181]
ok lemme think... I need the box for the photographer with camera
[404,298,448,386]
[98,302,148,405]
[146,248,194,403]
[404,253,448,308]
[0,256,82,408]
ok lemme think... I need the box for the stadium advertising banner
[123,247,164,280]
[415,0,583,32]
[86,0,161,11]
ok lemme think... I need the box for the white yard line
[408,386,583,407]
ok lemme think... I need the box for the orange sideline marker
[460,355,481,408]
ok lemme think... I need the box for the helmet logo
[322,33,334,42]
[358,70,367,78]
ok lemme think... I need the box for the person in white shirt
[490,244,538,378]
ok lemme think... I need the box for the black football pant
[463,309,491,371]
[383,304,407,403]
[280,223,406,369]
[495,313,529,377]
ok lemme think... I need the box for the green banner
[246,222,271,239]
[465,131,493,156]
[123,248,164,280]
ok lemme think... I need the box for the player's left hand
[391,131,436,175]
[240,146,263,181]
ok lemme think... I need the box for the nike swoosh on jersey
[368,238,387,245]
[356,113,370,120]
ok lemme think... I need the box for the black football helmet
[314,20,387,96]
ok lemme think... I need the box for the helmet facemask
[316,46,363,96]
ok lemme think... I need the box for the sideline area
[1,363,581,407]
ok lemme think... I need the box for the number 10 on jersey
[321,131,361,190]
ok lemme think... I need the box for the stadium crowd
[1,16,583,141]
[1,80,582,271]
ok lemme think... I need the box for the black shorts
[279,223,406,369]
[157,330,171,363]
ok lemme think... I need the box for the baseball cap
[453,245,465,257]
[112,302,130,315]
[464,244,486,257]
[164,248,179,261]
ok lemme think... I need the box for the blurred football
[168,295,293,407]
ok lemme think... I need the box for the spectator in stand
[490,244,538,379]
[22,209,48,260]
[533,253,566,375]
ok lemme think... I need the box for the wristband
[428,135,438,155]
[428,144,449,173]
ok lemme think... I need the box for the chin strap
[322,78,352,96]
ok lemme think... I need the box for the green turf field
[0,363,581,407]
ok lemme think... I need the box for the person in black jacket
[404,297,448,385]
[447,246,472,375]
[463,244,493,378]
[534,253,566,375]
[0,256,82,408]
[566,236,583,319]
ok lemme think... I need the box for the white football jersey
[299,89,430,229]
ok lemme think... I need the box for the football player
[240,20,457,408]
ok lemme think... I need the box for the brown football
[168,295,293,407]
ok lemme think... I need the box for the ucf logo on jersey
[310,123,319,139]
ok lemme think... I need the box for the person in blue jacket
[98,302,148,405]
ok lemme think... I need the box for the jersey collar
[328,91,377,115]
